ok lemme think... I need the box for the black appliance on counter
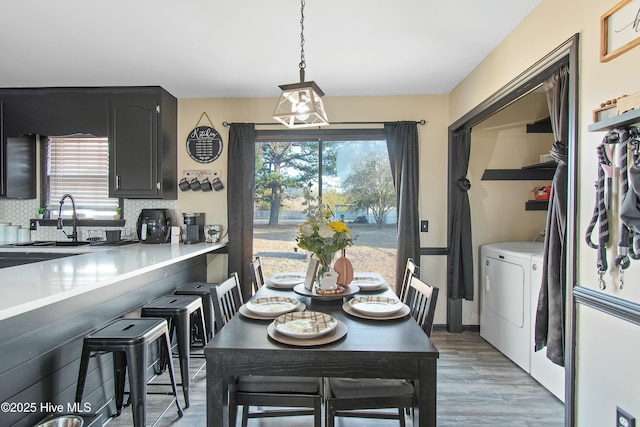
[182,212,205,244]
[137,209,171,244]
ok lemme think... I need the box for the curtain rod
[222,120,427,127]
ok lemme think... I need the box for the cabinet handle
[116,175,121,190]
[156,181,161,190]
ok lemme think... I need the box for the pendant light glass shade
[273,80,329,128]
[272,0,329,128]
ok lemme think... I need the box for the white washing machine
[530,253,565,402]
[480,241,543,373]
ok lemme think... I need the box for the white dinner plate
[267,320,347,347]
[267,273,306,288]
[240,301,306,320]
[342,301,410,321]
[357,283,389,292]
[245,296,301,316]
[349,296,404,316]
[351,275,386,290]
[273,311,338,339]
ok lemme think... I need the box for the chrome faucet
[57,194,78,242]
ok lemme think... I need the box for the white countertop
[0,242,225,321]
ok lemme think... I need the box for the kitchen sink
[52,241,92,246]
[11,240,93,247]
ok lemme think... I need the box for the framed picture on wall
[600,0,640,62]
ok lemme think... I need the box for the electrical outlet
[29,220,38,231]
[420,220,429,232]
[617,407,636,427]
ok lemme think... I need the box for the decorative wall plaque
[186,113,223,163]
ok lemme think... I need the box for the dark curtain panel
[385,122,420,295]
[448,128,474,300]
[227,123,256,300]
[535,66,569,367]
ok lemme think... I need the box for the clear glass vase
[315,251,338,290]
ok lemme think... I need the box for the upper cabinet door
[0,100,5,196]
[109,97,160,198]
[0,101,37,199]
[5,136,36,199]
[108,88,177,199]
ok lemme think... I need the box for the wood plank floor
[105,330,564,426]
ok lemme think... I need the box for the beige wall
[450,0,640,424]
[177,95,451,316]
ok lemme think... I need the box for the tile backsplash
[0,198,178,242]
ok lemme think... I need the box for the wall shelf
[482,161,556,181]
[522,160,556,169]
[525,200,549,211]
[526,116,553,133]
[588,108,640,132]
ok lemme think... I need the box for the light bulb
[293,91,310,120]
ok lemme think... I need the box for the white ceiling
[0,0,540,99]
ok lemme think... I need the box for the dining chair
[398,257,419,304]
[211,272,244,332]
[249,256,265,294]
[324,275,439,427]
[405,274,439,336]
[211,273,323,427]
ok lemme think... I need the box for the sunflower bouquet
[296,197,352,279]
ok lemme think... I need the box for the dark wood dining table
[204,279,439,427]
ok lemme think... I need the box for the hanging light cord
[299,0,306,80]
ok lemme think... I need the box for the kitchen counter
[0,241,226,321]
[0,241,226,426]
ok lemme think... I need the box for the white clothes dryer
[480,241,543,373]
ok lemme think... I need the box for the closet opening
[446,34,579,427]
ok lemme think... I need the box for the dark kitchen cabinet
[108,88,177,199]
[0,86,177,199]
[0,101,36,198]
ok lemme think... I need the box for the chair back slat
[212,272,244,330]
[405,275,439,337]
[250,257,265,294]
[399,258,419,303]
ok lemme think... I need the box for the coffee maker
[182,212,205,244]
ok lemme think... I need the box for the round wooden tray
[293,284,360,301]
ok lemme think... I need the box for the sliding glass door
[253,130,397,285]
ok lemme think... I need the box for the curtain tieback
[550,140,568,165]
[457,177,471,191]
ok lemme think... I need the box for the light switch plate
[420,220,429,232]
[617,407,636,427]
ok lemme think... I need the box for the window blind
[46,136,119,215]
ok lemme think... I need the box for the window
[45,136,120,219]
[253,129,398,286]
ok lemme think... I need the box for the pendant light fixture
[273,0,329,128]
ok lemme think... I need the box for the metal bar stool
[141,295,207,408]
[174,281,220,341]
[75,318,183,427]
